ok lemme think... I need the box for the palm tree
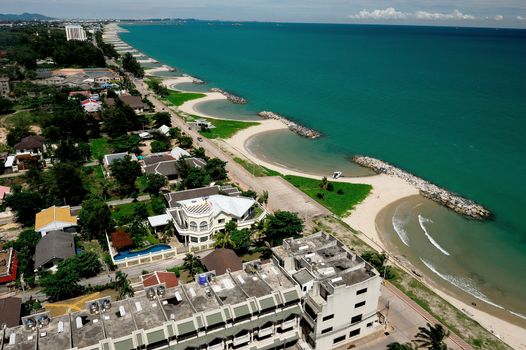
[115,271,134,299]
[183,253,205,277]
[258,190,269,206]
[387,343,415,350]
[413,323,449,350]
[214,231,235,249]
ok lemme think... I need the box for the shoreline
[375,196,526,346]
[106,24,525,348]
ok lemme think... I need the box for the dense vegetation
[122,52,144,78]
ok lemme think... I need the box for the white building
[164,186,266,248]
[0,77,10,97]
[272,232,383,349]
[65,25,87,41]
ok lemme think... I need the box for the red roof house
[0,248,18,284]
[142,271,179,289]
[111,230,134,251]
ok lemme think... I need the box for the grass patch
[233,157,281,177]
[196,117,259,139]
[165,91,206,106]
[81,165,111,198]
[284,175,372,216]
[110,201,154,222]
[90,138,111,160]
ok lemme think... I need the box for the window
[367,322,373,328]
[333,335,346,344]
[218,218,225,224]
[322,314,334,322]
[355,301,366,308]
[351,314,362,324]
[303,286,307,292]
[199,221,208,231]
[349,328,361,338]
[200,236,208,242]
[357,288,367,295]
[320,286,329,300]
[190,237,198,243]
[321,327,333,334]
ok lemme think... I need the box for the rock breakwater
[258,111,321,139]
[352,156,492,220]
[182,74,205,84]
[209,88,247,104]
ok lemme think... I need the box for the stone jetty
[352,156,492,220]
[209,88,247,104]
[182,74,205,84]
[258,111,321,139]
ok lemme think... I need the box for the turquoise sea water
[121,22,526,316]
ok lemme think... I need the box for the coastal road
[132,78,330,224]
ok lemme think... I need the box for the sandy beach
[150,50,525,350]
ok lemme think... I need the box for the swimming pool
[113,244,172,261]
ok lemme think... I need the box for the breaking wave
[420,258,504,310]
[392,206,410,246]
[418,215,450,256]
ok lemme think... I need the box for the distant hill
[0,13,54,21]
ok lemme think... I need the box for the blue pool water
[113,244,172,260]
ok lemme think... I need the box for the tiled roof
[35,206,77,232]
[111,230,133,251]
[34,231,75,269]
[202,249,243,275]
[142,271,179,289]
[13,135,45,150]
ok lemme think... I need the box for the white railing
[208,341,225,350]
[233,334,250,346]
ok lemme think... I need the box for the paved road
[70,194,151,212]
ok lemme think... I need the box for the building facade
[272,232,383,350]
[1,261,302,350]
[65,25,87,41]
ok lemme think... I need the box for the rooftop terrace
[1,261,301,350]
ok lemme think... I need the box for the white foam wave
[418,214,450,256]
[392,206,410,246]
[419,258,504,310]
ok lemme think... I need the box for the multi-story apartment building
[164,187,267,248]
[65,25,87,41]
[0,261,302,350]
[272,232,382,350]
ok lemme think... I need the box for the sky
[2,0,526,28]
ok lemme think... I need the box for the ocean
[120,22,526,317]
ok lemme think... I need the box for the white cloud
[348,7,477,21]
[518,16,526,21]
[414,9,475,20]
[494,15,504,20]
[348,7,406,19]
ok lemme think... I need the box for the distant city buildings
[65,25,87,41]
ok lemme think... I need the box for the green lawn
[165,91,206,106]
[233,157,281,177]
[110,201,154,222]
[196,117,259,139]
[90,138,111,160]
[283,175,372,217]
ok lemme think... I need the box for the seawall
[352,156,492,220]
[209,88,247,104]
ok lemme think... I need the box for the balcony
[208,341,225,350]
[281,319,296,331]
[233,333,250,347]
[257,326,273,338]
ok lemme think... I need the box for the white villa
[163,186,266,248]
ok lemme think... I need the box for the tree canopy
[110,156,142,196]
[122,52,144,78]
[78,197,113,241]
[264,211,304,245]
